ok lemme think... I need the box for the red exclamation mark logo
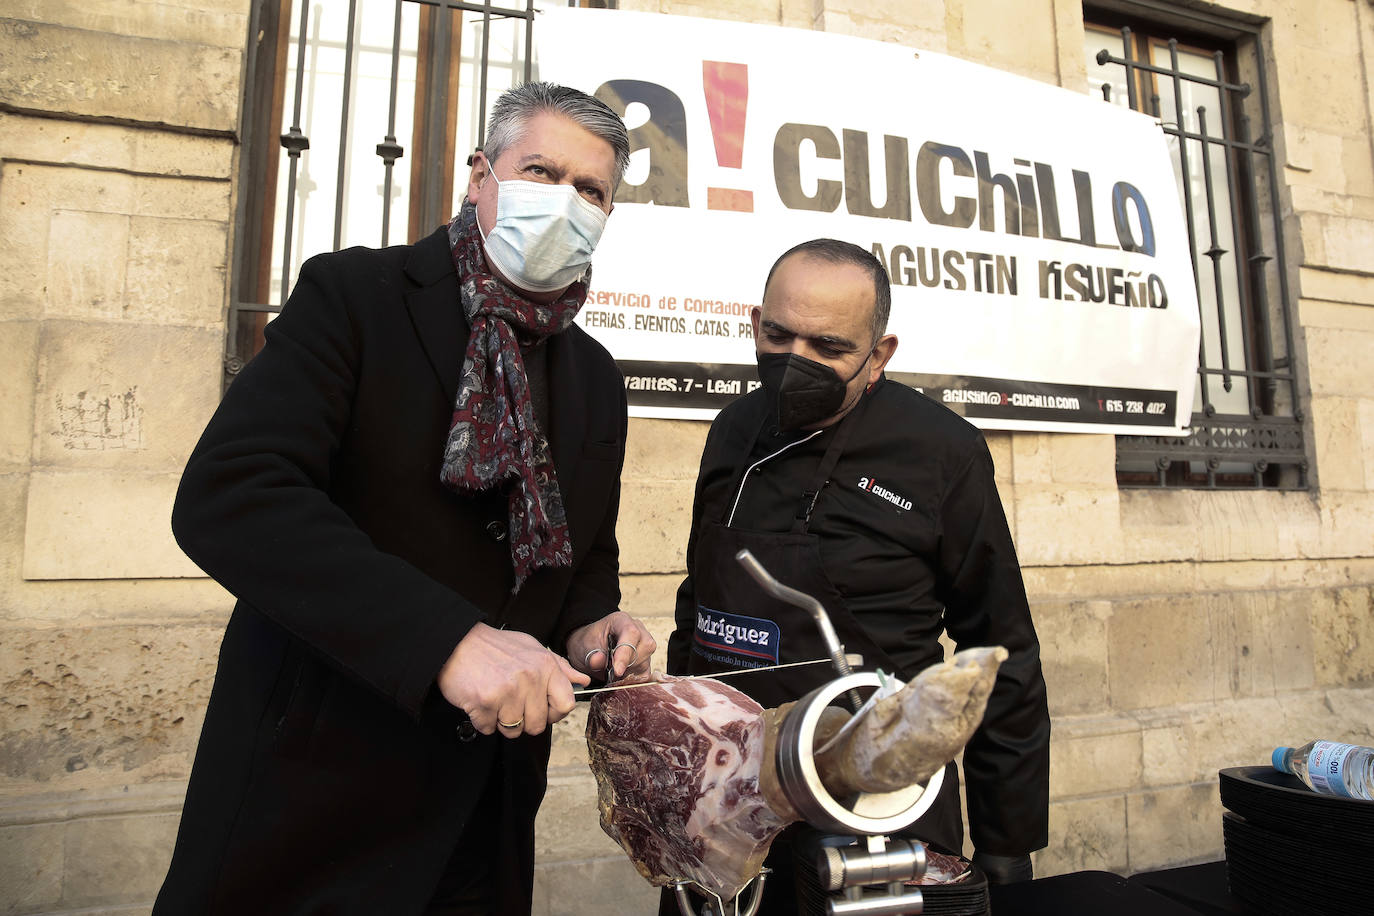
[703,61,753,212]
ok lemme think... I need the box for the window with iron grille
[228,1,616,381]
[1085,1,1306,489]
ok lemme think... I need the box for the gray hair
[482,82,631,190]
[763,238,892,342]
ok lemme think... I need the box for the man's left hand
[566,611,657,682]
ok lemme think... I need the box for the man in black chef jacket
[664,238,1050,913]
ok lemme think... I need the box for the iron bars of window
[226,0,536,388]
[1095,28,1306,489]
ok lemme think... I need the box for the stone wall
[0,1,249,912]
[1,1,1372,914]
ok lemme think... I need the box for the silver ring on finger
[612,642,639,669]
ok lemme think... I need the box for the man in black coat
[664,239,1050,914]
[155,83,655,915]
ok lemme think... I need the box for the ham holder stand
[667,550,947,916]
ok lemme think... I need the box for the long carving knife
[572,654,863,698]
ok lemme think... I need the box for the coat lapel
[547,329,587,498]
[403,226,467,407]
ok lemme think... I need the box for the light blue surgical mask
[478,170,608,293]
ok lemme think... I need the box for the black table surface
[989,862,1250,915]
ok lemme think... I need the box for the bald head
[762,239,891,344]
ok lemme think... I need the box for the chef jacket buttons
[456,719,478,742]
[485,520,508,542]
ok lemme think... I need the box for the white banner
[534,7,1200,434]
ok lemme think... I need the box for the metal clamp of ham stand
[735,549,865,714]
[669,870,771,916]
[670,552,942,916]
[777,672,942,915]
[777,672,945,837]
[744,550,941,916]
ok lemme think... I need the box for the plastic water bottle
[1271,740,1374,801]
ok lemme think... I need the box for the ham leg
[814,645,1008,798]
[586,646,1006,903]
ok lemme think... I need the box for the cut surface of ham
[585,674,790,901]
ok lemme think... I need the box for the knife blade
[573,653,864,698]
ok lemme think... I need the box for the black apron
[684,398,964,855]
[685,406,892,704]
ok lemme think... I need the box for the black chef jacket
[667,375,1050,857]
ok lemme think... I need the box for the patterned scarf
[440,202,587,592]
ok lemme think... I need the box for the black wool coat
[154,226,627,914]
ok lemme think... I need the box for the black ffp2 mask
[756,351,869,432]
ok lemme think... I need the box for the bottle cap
[1272,746,1292,772]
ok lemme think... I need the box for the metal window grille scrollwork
[1091,18,1307,490]
[227,0,541,386]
